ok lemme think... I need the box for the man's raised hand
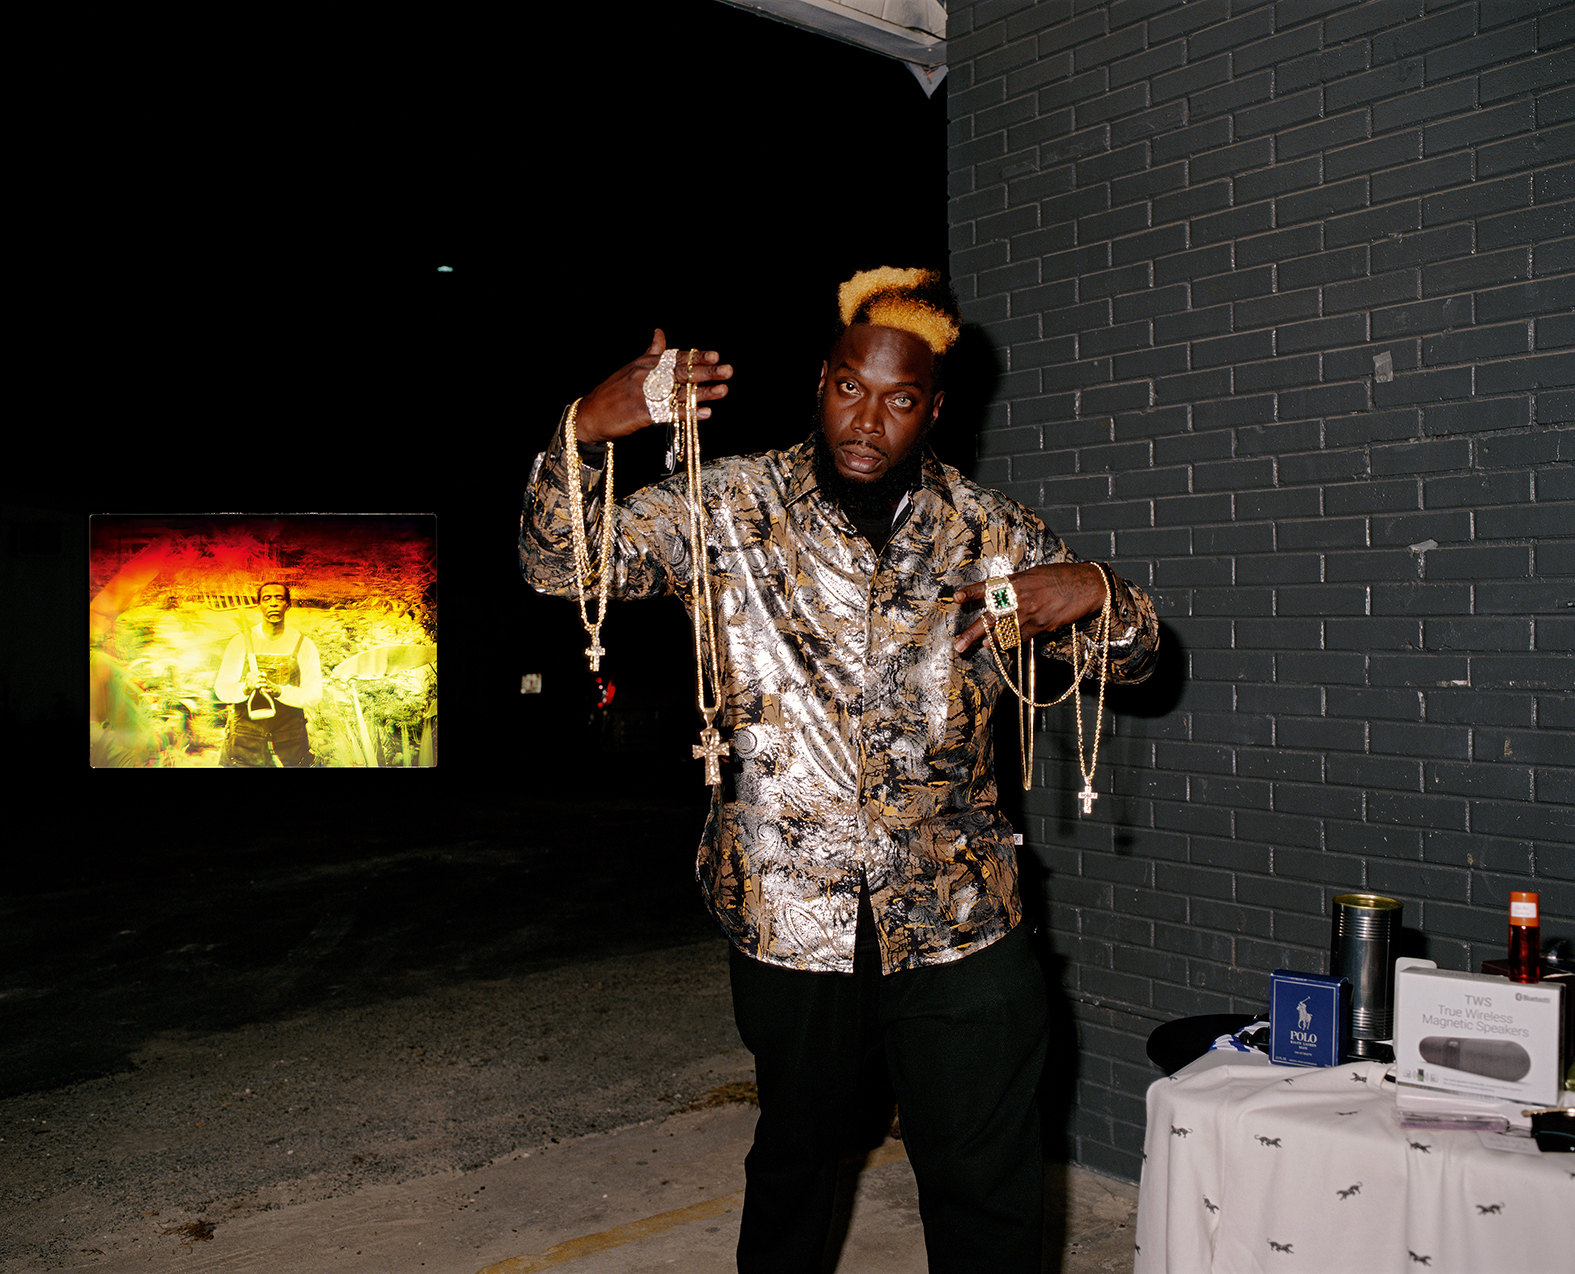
[952,562,1108,654]
[573,329,733,445]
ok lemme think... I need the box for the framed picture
[89,514,436,768]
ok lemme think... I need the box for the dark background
[7,1,951,827]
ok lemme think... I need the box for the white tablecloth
[1135,1051,1572,1273]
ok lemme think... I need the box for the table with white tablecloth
[1135,1051,1572,1273]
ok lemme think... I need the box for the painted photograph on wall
[89,515,437,768]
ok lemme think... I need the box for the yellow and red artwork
[89,515,436,768]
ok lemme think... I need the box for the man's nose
[851,401,884,435]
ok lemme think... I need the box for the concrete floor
[2,795,1140,1274]
[32,1099,1137,1274]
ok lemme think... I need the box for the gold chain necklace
[678,356,729,787]
[563,398,615,672]
[987,564,1113,805]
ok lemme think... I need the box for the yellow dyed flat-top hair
[837,266,960,355]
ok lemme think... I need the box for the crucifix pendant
[584,641,606,672]
[692,726,729,786]
[1078,780,1098,815]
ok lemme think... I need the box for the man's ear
[817,361,828,397]
[930,389,945,425]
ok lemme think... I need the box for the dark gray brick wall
[948,0,1573,1183]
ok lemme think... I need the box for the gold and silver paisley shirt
[521,415,1159,975]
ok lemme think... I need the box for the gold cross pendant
[1078,781,1098,815]
[584,641,606,671]
[692,726,729,786]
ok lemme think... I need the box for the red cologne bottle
[1508,890,1541,984]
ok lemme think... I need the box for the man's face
[259,586,289,623]
[818,324,944,487]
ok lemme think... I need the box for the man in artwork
[520,268,1159,1272]
[214,582,323,767]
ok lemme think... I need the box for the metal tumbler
[1330,893,1403,1059]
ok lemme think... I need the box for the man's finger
[954,618,987,653]
[644,328,668,358]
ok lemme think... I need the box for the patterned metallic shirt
[521,413,1159,975]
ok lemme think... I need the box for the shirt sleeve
[1037,550,1160,686]
[214,632,247,703]
[518,404,698,604]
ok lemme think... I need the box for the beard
[811,396,930,519]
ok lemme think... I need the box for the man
[213,582,322,767]
[521,268,1158,1272]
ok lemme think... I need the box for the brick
[1192,329,1274,369]
[1540,85,1575,129]
[1423,469,1532,508]
[1326,405,1421,448]
[1325,269,1420,314]
[1371,4,1480,67]
[1278,382,1372,420]
[1534,163,1574,206]
[1373,367,1473,408]
[1109,160,1189,210]
[1148,0,1232,42]
[1108,39,1189,92]
[1429,760,1535,801]
[1112,283,1190,323]
[1370,294,1469,342]
[1367,790,1468,832]
[1373,77,1478,134]
[1235,21,1325,76]
[1480,204,1575,253]
[1152,180,1233,225]
[1111,100,1189,150]
[1329,339,1423,384]
[1431,19,1540,84]
[1194,70,1278,125]
[1480,120,1575,178]
[1325,0,1423,45]
[1278,175,1371,227]
[1424,543,1534,579]
[1113,344,1190,379]
[1471,798,1575,842]
[1193,264,1276,306]
[1422,247,1531,297]
[1154,242,1233,287]
[1236,424,1320,465]
[1194,394,1278,429]
[1076,81,1154,132]
[1372,224,1473,274]
[1236,354,1324,392]
[1234,154,1324,204]
[1327,200,1421,250]
[1191,201,1276,247]
[1278,109,1373,161]
[1475,497,1575,538]
[1475,351,1575,397]
[1281,244,1371,290]
[1372,152,1475,205]
[1235,287,1322,329]
[1423,174,1532,228]
[1110,224,1189,267]
[1423,97,1537,158]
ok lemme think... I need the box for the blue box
[1270,969,1350,1067]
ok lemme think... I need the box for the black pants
[729,906,1048,1274]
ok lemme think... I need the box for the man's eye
[892,395,913,407]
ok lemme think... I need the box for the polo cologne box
[1270,970,1349,1067]
[1395,967,1566,1106]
